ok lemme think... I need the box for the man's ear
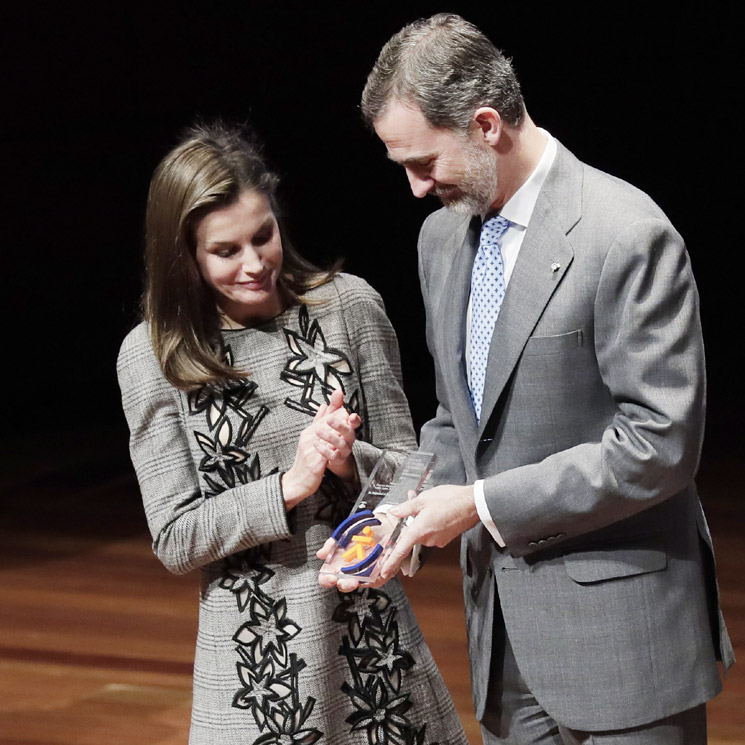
[472,107,502,146]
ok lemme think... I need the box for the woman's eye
[216,246,239,258]
[253,226,274,247]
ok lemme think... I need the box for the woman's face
[194,189,284,327]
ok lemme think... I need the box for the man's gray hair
[361,13,525,132]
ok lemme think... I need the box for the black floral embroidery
[281,305,353,416]
[194,421,249,483]
[232,657,293,727]
[314,471,357,529]
[188,342,321,742]
[344,675,413,744]
[186,313,442,743]
[220,548,275,612]
[335,588,438,745]
[189,344,269,497]
[234,596,302,668]
[356,617,415,686]
[333,587,391,645]
[200,451,263,498]
[226,554,322,744]
[233,648,322,745]
[190,347,270,445]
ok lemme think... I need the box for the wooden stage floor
[1,432,742,744]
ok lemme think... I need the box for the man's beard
[435,141,498,216]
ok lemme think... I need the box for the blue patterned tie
[469,215,510,420]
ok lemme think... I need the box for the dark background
[3,3,741,479]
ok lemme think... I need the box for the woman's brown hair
[143,121,338,390]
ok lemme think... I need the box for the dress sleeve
[334,275,418,488]
[117,326,293,575]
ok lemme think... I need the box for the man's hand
[378,484,479,580]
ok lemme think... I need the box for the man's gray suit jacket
[417,141,734,731]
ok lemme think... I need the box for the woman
[117,122,468,745]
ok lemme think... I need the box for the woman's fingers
[325,388,345,414]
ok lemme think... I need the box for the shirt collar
[498,128,556,229]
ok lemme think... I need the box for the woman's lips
[237,273,270,290]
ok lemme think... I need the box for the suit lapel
[437,216,480,440]
[477,143,582,437]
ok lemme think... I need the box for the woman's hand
[316,510,400,592]
[313,389,361,483]
[281,390,360,509]
[281,400,335,509]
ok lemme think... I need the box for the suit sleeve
[483,217,706,556]
[334,275,418,489]
[417,217,468,487]
[117,327,293,575]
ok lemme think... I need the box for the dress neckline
[220,300,299,333]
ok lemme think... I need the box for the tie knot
[480,215,510,246]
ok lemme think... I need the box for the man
[332,13,733,745]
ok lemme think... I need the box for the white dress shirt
[469,129,557,546]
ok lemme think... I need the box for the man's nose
[406,169,433,198]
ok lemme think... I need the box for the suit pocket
[523,329,583,356]
[563,540,667,584]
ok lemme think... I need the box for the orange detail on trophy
[342,543,367,562]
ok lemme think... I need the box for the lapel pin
[551,262,561,273]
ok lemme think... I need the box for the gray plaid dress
[117,273,468,745]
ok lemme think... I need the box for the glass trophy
[319,449,436,583]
